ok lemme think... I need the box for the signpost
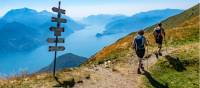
[47,38,65,43]
[50,27,64,32]
[52,7,66,14]
[48,1,66,78]
[51,17,67,23]
[49,46,65,51]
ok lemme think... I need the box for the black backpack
[134,35,145,50]
[155,29,163,42]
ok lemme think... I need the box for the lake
[0,25,128,77]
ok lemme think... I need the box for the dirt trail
[73,51,169,88]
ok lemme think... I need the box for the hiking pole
[164,38,168,54]
[146,45,149,70]
[146,39,149,70]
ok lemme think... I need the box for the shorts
[136,49,145,58]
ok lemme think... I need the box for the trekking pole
[147,45,149,70]
[146,39,149,70]
[164,39,168,54]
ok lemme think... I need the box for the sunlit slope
[83,4,199,66]
[0,4,199,88]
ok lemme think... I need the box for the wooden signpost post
[48,1,66,78]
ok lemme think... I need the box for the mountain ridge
[0,22,41,53]
[84,6,198,64]
[39,53,87,73]
[81,14,127,26]
[102,9,183,35]
[0,4,199,88]
[0,8,84,53]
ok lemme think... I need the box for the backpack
[155,28,162,40]
[134,35,145,50]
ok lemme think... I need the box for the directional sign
[52,7,66,14]
[54,31,61,36]
[51,17,67,23]
[47,38,65,43]
[49,46,65,51]
[50,27,64,32]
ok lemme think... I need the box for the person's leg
[155,43,160,59]
[137,57,142,74]
[158,44,162,53]
[158,43,163,56]
[158,37,163,55]
[140,49,145,70]
[140,58,144,70]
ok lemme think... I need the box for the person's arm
[153,28,157,38]
[132,40,136,49]
[144,37,148,46]
[161,28,165,38]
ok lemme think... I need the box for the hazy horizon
[0,0,198,20]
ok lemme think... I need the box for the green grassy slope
[82,4,199,66]
[82,3,199,88]
[144,43,199,88]
[0,3,199,88]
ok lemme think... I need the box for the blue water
[0,25,128,77]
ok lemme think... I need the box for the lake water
[0,25,128,77]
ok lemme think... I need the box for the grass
[83,4,199,67]
[0,67,91,88]
[0,4,199,88]
[143,43,199,88]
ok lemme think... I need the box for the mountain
[2,8,49,28]
[82,4,199,87]
[0,22,41,53]
[0,8,84,52]
[81,14,127,26]
[39,53,87,72]
[0,4,199,88]
[85,5,198,66]
[0,19,7,29]
[1,8,84,31]
[102,9,183,35]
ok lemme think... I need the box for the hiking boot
[141,64,144,70]
[155,53,159,59]
[141,66,145,71]
[159,52,162,56]
[137,68,141,74]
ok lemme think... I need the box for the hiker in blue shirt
[153,23,165,58]
[132,30,148,74]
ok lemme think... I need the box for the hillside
[0,22,41,53]
[84,4,199,65]
[1,8,84,31]
[39,53,87,72]
[102,9,183,35]
[82,3,199,88]
[0,4,199,88]
[0,8,84,53]
[81,14,127,26]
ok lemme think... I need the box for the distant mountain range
[1,8,84,31]
[0,4,198,88]
[0,8,84,53]
[81,14,127,26]
[98,9,183,36]
[0,22,41,53]
[39,53,87,72]
[0,8,183,52]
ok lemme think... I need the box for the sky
[0,0,199,19]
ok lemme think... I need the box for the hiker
[153,23,165,57]
[132,30,148,74]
